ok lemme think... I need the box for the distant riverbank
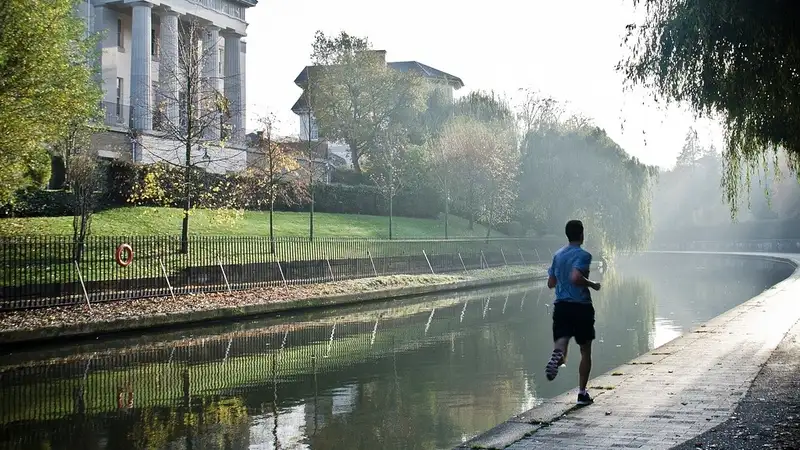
[0,265,548,346]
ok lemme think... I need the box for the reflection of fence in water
[0,287,535,425]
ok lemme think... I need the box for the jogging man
[544,219,601,406]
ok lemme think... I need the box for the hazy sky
[244,0,724,169]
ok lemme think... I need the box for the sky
[243,0,725,170]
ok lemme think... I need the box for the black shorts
[552,301,595,345]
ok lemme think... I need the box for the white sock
[579,389,587,395]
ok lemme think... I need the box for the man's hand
[590,282,601,291]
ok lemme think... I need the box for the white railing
[650,239,800,253]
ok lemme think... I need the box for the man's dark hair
[565,219,584,242]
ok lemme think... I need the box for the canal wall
[457,251,800,450]
[0,266,560,346]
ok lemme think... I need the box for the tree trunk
[181,143,192,254]
[348,140,362,174]
[269,196,275,254]
[485,195,495,241]
[468,183,475,231]
[443,176,449,239]
[308,157,315,242]
[389,190,394,240]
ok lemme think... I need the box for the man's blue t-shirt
[548,244,592,304]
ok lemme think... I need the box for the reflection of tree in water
[304,297,534,450]
[593,267,657,358]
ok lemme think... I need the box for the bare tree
[61,121,104,262]
[245,114,307,252]
[135,18,242,253]
[515,88,563,137]
[370,134,407,239]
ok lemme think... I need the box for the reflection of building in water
[249,404,309,449]
[331,383,359,417]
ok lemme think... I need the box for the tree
[437,116,518,236]
[0,0,102,203]
[619,0,800,215]
[454,90,516,127]
[445,92,518,232]
[519,122,656,255]
[675,128,701,169]
[370,134,409,239]
[307,31,426,173]
[514,88,563,138]
[140,19,238,253]
[245,115,307,251]
[68,146,104,263]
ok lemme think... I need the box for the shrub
[2,162,444,220]
[330,168,369,186]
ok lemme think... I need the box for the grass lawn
[0,207,503,239]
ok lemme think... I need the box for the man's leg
[575,304,596,405]
[546,302,571,381]
[546,337,569,381]
[578,341,592,392]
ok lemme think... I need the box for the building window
[218,48,224,74]
[115,78,123,118]
[151,29,157,57]
[309,116,319,140]
[117,18,123,49]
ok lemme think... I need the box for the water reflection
[0,254,792,450]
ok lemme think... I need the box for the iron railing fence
[649,239,800,254]
[0,236,570,310]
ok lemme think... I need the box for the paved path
[672,314,800,449]
[458,252,800,450]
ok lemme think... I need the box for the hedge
[1,162,443,219]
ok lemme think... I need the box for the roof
[232,0,258,6]
[292,60,464,89]
[291,91,309,114]
[387,61,464,88]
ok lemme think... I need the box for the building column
[130,1,153,131]
[158,9,180,131]
[93,5,108,95]
[203,25,221,141]
[223,31,244,143]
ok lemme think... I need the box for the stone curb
[455,251,800,450]
[0,272,546,346]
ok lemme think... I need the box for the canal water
[0,253,793,450]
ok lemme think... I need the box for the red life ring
[115,244,134,267]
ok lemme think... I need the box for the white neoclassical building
[77,0,256,174]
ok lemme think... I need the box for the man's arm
[569,252,601,291]
[547,256,557,289]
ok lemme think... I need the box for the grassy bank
[0,207,502,239]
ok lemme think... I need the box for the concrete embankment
[0,266,551,346]
[458,252,800,450]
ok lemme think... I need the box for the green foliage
[244,117,307,211]
[2,162,442,221]
[128,162,245,227]
[0,189,74,218]
[620,0,800,216]
[652,140,800,234]
[0,0,102,203]
[454,90,516,127]
[518,124,656,255]
[307,31,427,173]
[331,167,370,185]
